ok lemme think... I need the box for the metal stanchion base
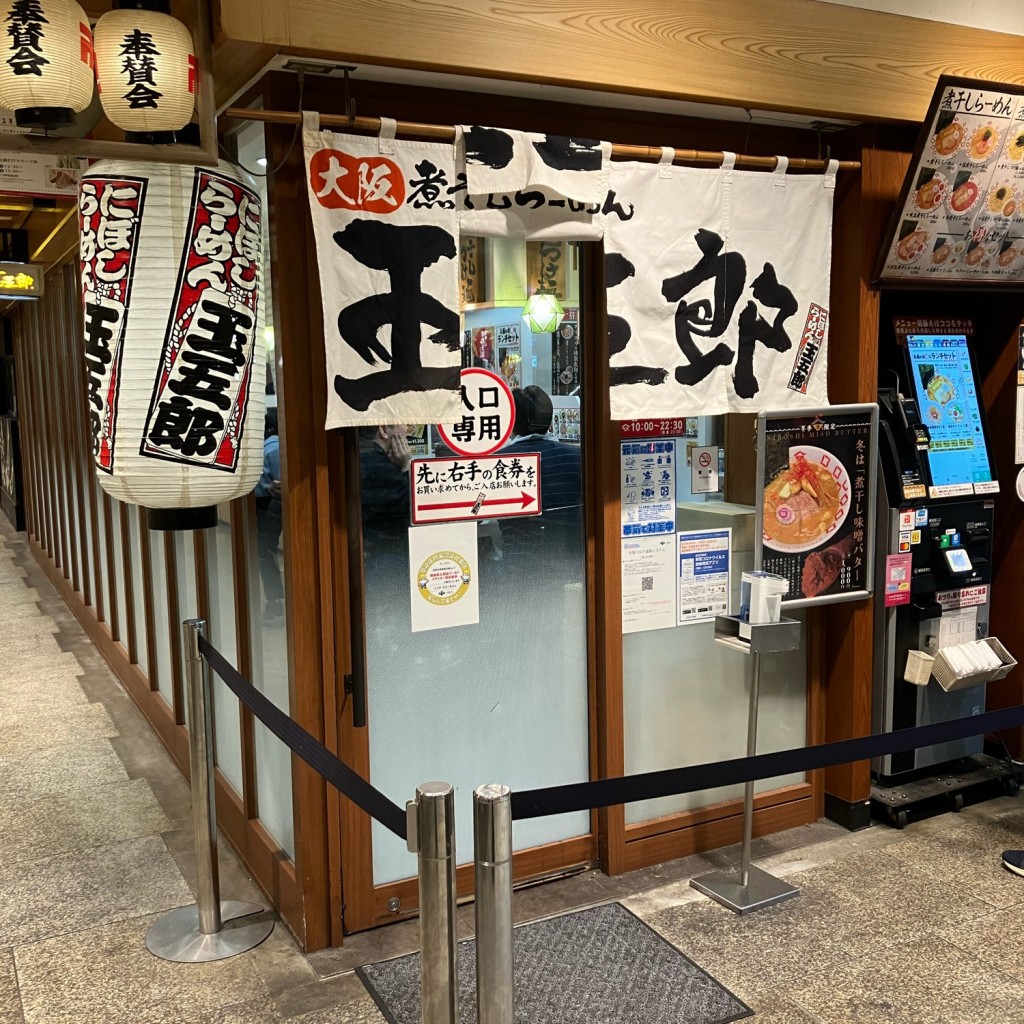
[690,865,799,916]
[146,901,274,963]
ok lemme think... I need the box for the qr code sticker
[641,576,654,592]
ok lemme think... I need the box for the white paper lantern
[94,2,195,143]
[0,0,94,129]
[79,159,266,530]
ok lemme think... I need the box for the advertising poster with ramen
[756,407,877,606]
[877,77,1024,285]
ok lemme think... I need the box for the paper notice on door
[938,606,978,650]
[622,534,677,634]
[408,522,480,633]
[677,528,731,625]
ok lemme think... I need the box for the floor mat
[357,901,752,1024]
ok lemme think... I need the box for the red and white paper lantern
[94,1,196,143]
[79,159,266,530]
[0,0,94,129]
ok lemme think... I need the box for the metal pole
[410,782,459,1024]
[184,618,222,934]
[475,784,514,1024]
[739,651,762,887]
[146,619,274,963]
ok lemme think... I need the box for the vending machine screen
[905,334,994,490]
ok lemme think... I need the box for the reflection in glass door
[358,240,591,887]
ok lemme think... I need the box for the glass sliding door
[356,239,592,890]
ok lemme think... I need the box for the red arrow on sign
[418,490,536,513]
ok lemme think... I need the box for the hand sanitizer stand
[690,614,802,914]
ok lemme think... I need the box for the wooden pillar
[822,145,909,828]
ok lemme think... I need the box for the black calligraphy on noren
[532,135,603,171]
[605,251,668,388]
[464,126,515,170]
[332,218,459,411]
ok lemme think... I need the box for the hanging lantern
[0,0,94,129]
[522,291,565,334]
[79,159,266,530]
[94,1,196,144]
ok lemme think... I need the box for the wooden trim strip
[102,492,119,642]
[138,507,157,689]
[43,279,73,581]
[165,532,184,724]
[222,107,859,171]
[119,501,137,664]
[231,498,259,820]
[368,835,597,930]
[623,791,816,872]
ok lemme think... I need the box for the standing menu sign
[876,76,1024,286]
[755,405,878,607]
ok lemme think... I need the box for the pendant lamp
[0,0,94,129]
[94,0,195,144]
[79,159,266,530]
[522,291,565,334]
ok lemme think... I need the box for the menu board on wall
[754,404,878,608]
[876,76,1024,287]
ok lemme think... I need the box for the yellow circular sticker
[417,550,472,606]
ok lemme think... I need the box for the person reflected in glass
[255,407,283,626]
[502,385,582,522]
[359,424,412,541]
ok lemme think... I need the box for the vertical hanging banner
[303,118,461,428]
[605,155,836,419]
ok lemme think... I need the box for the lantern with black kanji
[0,0,94,129]
[79,159,266,530]
[94,1,196,144]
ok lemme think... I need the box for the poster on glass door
[621,440,676,537]
[408,522,480,632]
[621,534,677,633]
[677,528,731,624]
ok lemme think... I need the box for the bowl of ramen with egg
[932,112,966,158]
[762,447,850,554]
[913,168,948,212]
[968,124,1001,162]
[987,182,1016,215]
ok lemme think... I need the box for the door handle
[345,671,367,729]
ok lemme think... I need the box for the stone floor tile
[0,702,117,757]
[0,949,23,1024]
[0,633,63,659]
[0,836,191,946]
[939,903,1024,982]
[271,974,385,1022]
[0,741,128,801]
[15,913,271,1024]
[791,934,1024,1024]
[0,778,173,865]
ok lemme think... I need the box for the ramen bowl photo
[933,118,965,158]
[762,446,850,554]
[968,124,1000,162]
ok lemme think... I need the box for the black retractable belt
[512,703,1024,821]
[199,636,407,839]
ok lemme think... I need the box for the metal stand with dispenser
[689,614,802,915]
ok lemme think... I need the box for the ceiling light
[522,292,565,334]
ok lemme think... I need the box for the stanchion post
[739,652,761,888]
[408,782,459,1024]
[146,619,274,963]
[474,784,514,1024]
[186,617,222,934]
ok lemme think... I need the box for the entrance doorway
[339,241,594,931]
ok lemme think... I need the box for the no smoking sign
[438,368,515,456]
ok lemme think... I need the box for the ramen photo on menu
[763,448,849,552]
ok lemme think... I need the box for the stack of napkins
[940,640,1003,680]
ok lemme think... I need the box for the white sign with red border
[437,367,515,456]
[411,453,541,525]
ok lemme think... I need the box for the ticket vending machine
[872,317,1014,824]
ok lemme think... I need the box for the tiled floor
[4,520,1024,1023]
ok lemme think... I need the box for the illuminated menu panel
[905,334,994,495]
